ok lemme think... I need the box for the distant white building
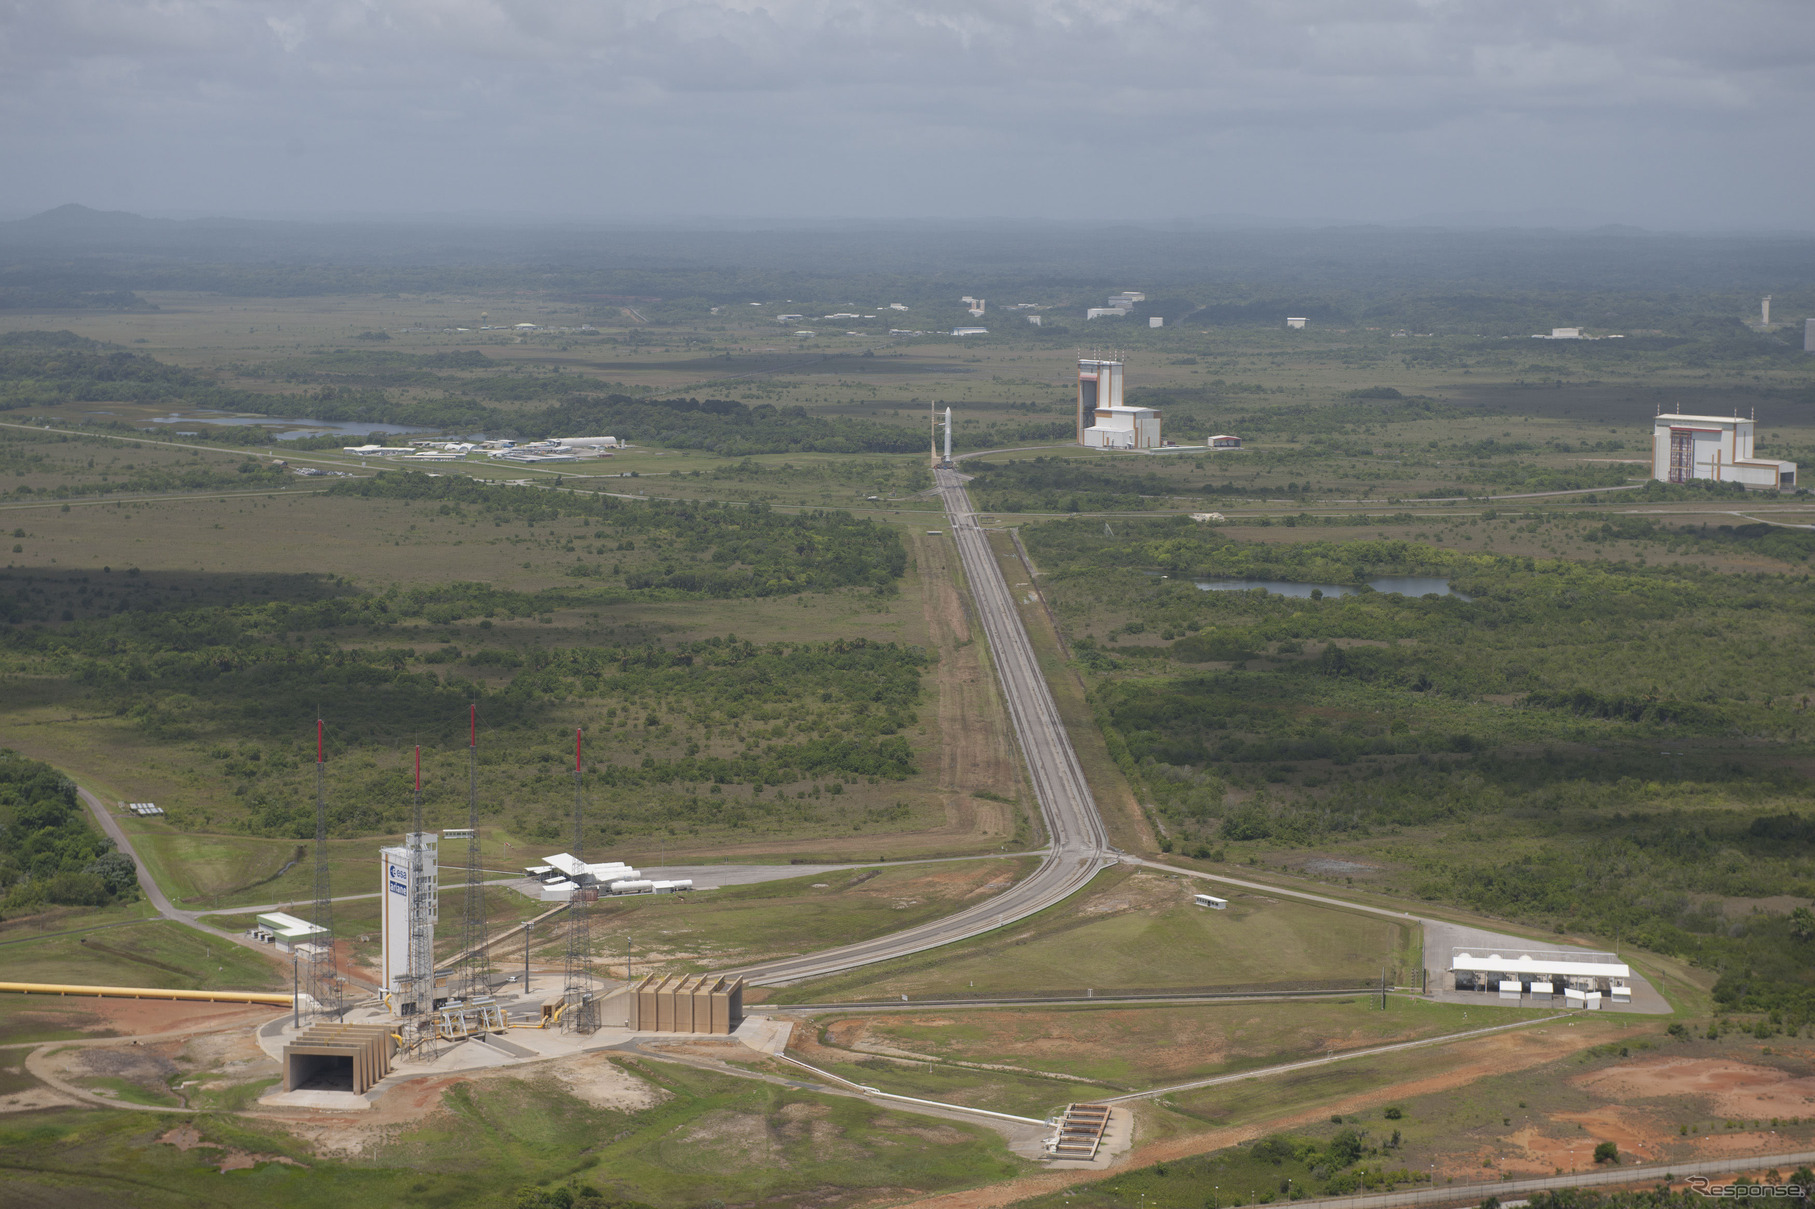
[1149,317,1164,328]
[1535,327,1582,339]
[1026,315,1042,326]
[1086,308,1126,320]
[1652,412,1795,489]
[1210,434,1242,449]
[1286,317,1307,329]
[951,326,988,337]
[554,436,620,449]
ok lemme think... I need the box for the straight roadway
[733,466,1114,985]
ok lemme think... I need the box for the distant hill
[15,203,167,230]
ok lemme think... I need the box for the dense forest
[0,749,138,914]
[1023,516,1815,1023]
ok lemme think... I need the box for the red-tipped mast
[414,745,420,793]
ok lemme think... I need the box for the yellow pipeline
[0,981,293,1007]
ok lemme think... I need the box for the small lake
[1196,576,1470,601]
[148,412,436,441]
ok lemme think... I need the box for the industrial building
[1087,291,1144,320]
[1076,358,1160,449]
[379,833,438,998]
[526,852,692,899]
[1210,434,1242,449]
[1448,947,1631,1008]
[251,911,327,953]
[1286,317,1307,329]
[1651,412,1796,489]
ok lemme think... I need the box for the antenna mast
[457,705,490,1001]
[562,728,598,1032]
[306,718,341,1023]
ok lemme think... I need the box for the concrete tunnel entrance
[285,1051,355,1093]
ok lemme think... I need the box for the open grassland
[774,867,1410,1003]
[1010,1025,1815,1209]
[0,1058,1026,1209]
[805,996,1557,1092]
[0,918,286,992]
[1,481,1033,875]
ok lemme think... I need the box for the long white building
[1652,413,1796,489]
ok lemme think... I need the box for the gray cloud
[2,0,1811,225]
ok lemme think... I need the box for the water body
[1197,576,1470,601]
[148,412,435,441]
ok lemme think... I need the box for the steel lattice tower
[562,727,598,1033]
[306,719,342,1022]
[458,705,490,1001]
[398,745,436,1018]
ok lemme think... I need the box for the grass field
[0,919,287,992]
[774,866,1412,1003]
[0,1058,1027,1209]
[807,997,1558,1091]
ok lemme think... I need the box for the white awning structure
[256,911,328,939]
[1452,950,1629,979]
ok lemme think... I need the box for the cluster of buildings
[525,853,694,901]
[340,437,624,464]
[1086,291,1148,323]
[123,800,164,816]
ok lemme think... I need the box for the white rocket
[943,407,953,463]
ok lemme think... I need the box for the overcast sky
[3,1,1812,229]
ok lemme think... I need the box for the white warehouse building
[1652,413,1796,489]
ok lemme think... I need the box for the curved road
[60,468,1111,991]
[733,468,1113,985]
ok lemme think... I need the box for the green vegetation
[0,749,138,914]
[1019,515,1815,1027]
[0,917,284,990]
[813,997,1551,1092]
[778,866,1410,1002]
[0,1061,1023,1209]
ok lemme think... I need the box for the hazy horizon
[4,2,1812,232]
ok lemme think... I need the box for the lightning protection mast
[398,745,436,1019]
[458,705,490,1001]
[307,718,342,1023]
[562,727,598,1033]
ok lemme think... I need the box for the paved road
[733,468,1113,985]
[1271,1151,1815,1209]
[73,788,382,991]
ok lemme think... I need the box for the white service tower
[380,832,438,1009]
[943,407,953,465]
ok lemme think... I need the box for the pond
[148,412,437,441]
[1196,576,1470,601]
